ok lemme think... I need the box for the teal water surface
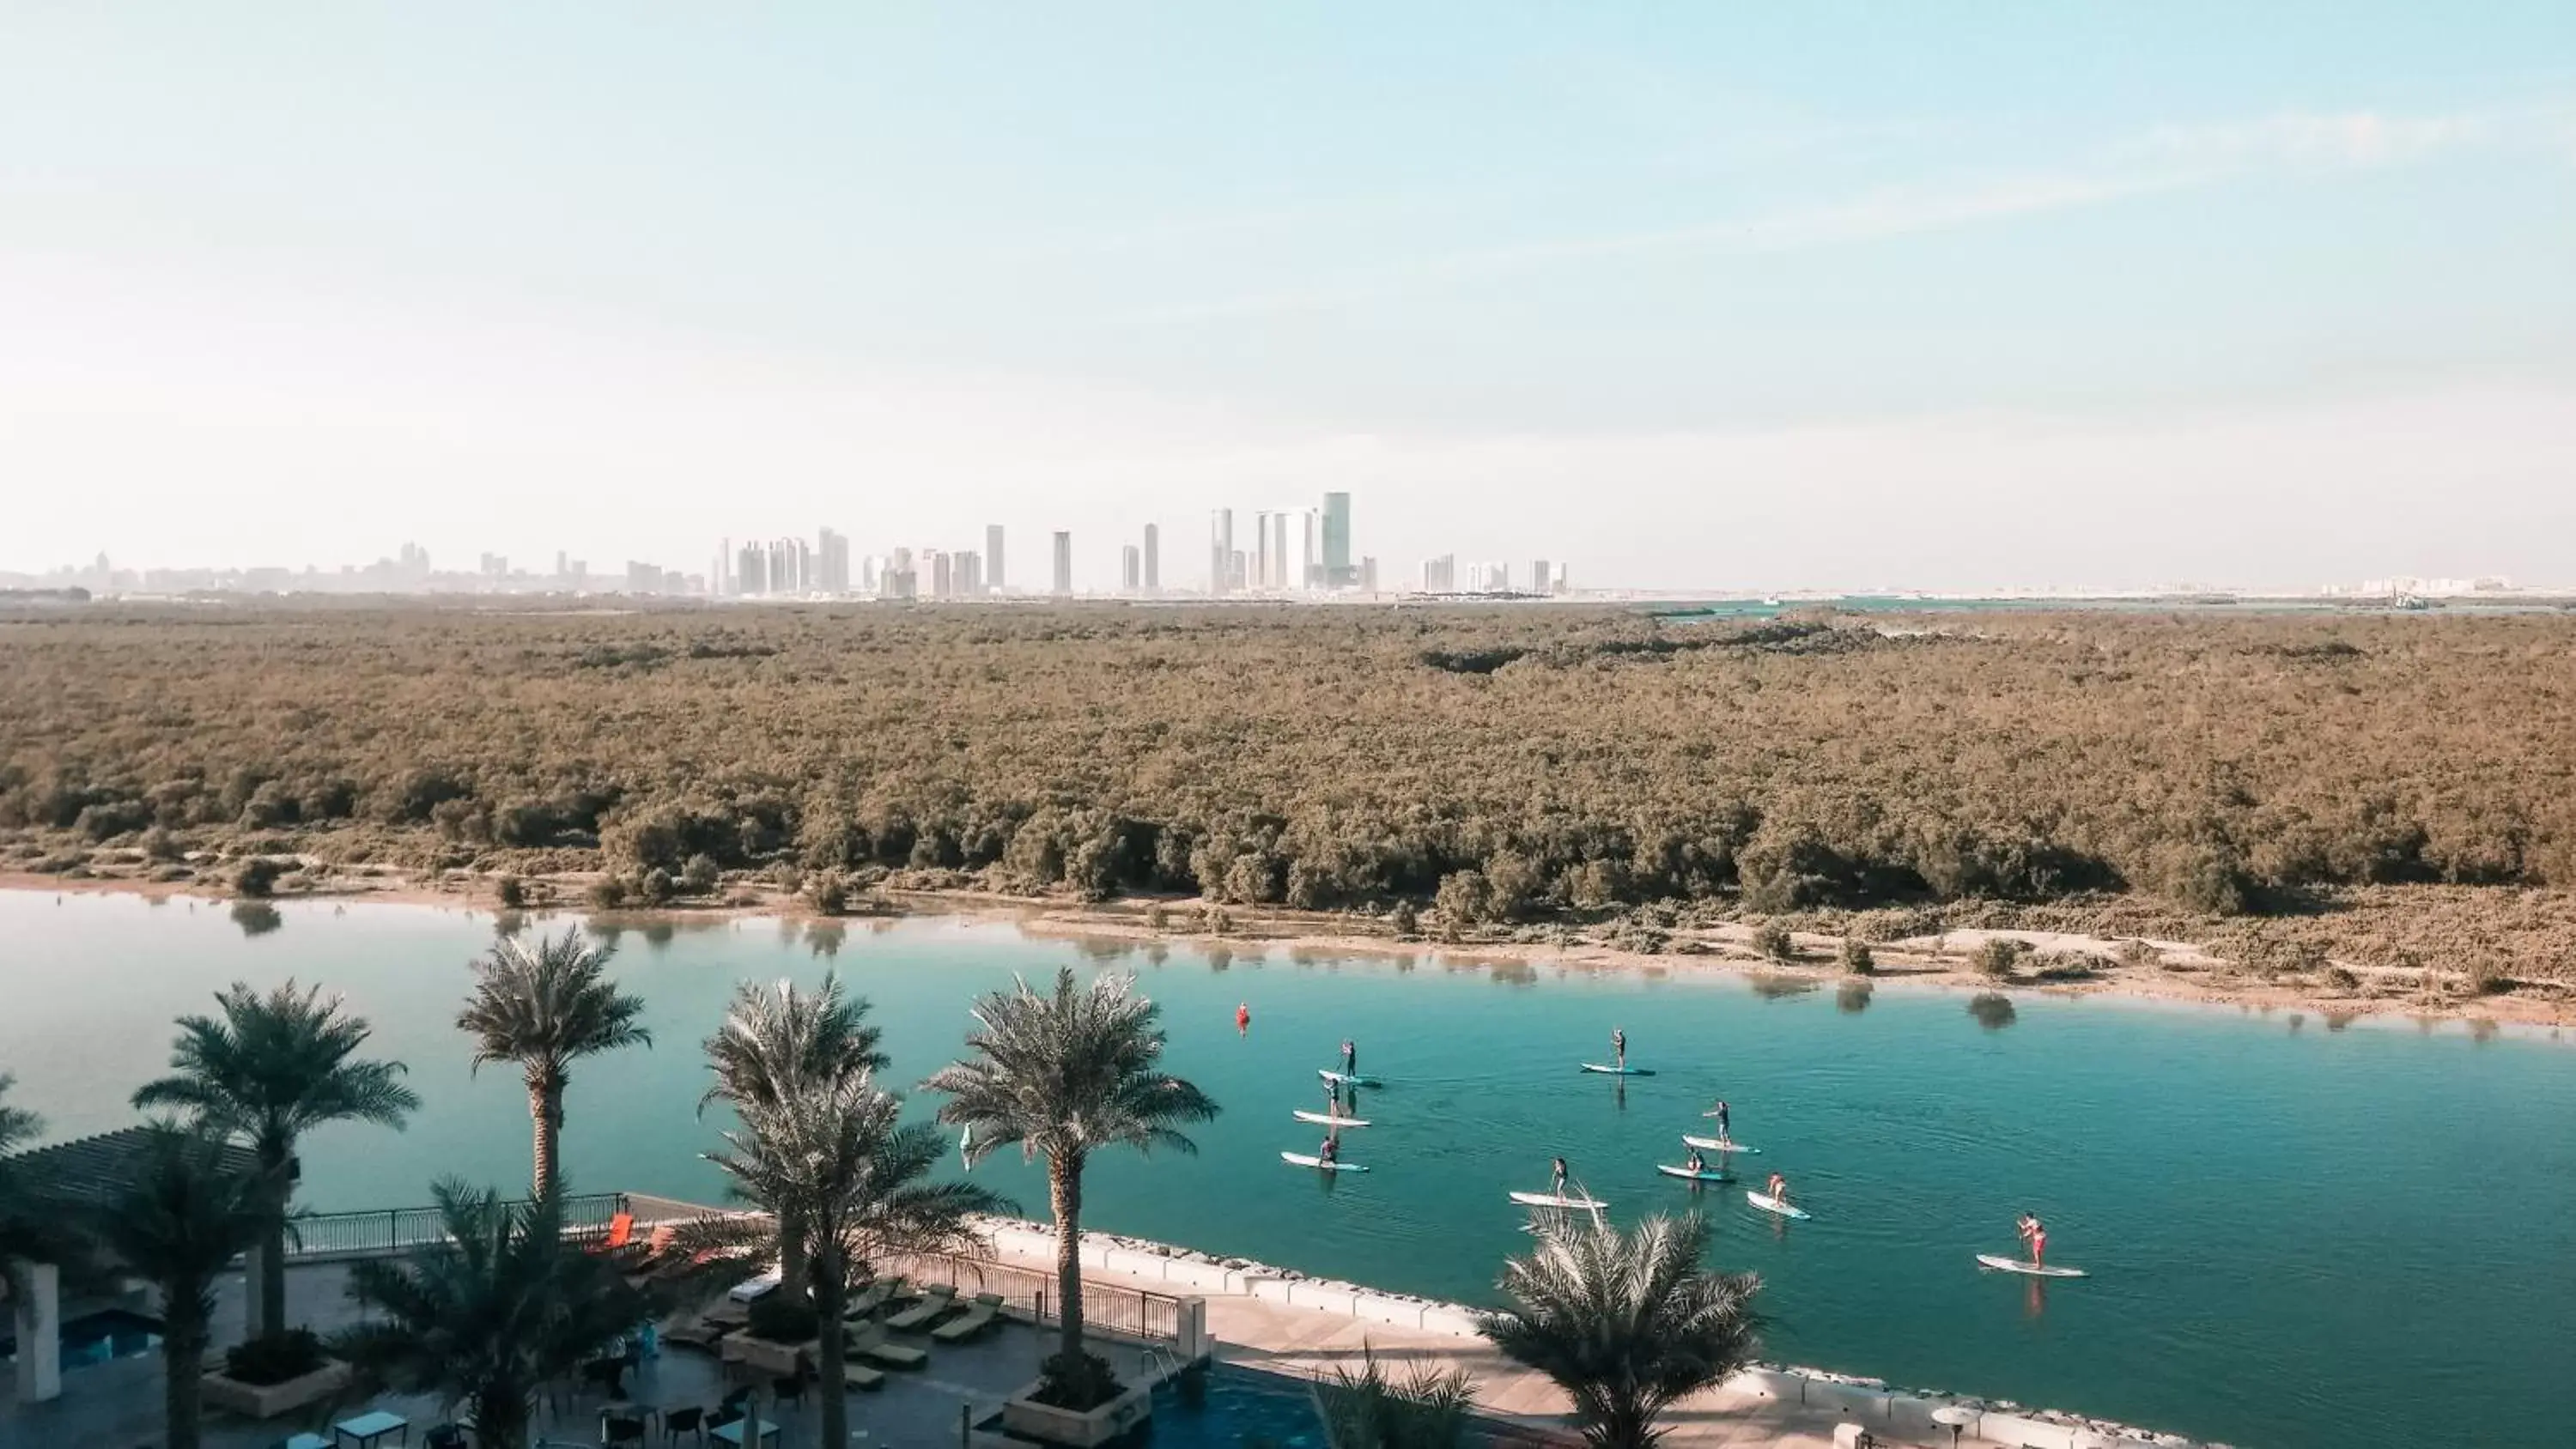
[4,890,2572,1449]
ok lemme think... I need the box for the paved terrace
[2,1258,1167,1449]
[4,1191,2106,1449]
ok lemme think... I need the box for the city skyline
[4,7,2572,589]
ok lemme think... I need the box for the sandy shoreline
[10,864,2569,1032]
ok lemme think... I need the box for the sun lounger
[843,1360,887,1392]
[585,1211,635,1254]
[843,1321,929,1371]
[842,1276,903,1320]
[930,1292,1005,1343]
[884,1284,957,1332]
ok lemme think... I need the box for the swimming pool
[1149,1367,1326,1449]
[0,1307,164,1369]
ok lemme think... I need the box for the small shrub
[495,873,526,908]
[636,867,675,906]
[2113,938,2160,970]
[222,1328,326,1386]
[2466,959,2512,997]
[808,873,849,916]
[1388,900,1419,937]
[232,857,284,899]
[1145,903,1170,931]
[1838,935,1874,974]
[586,876,630,910]
[138,825,184,862]
[745,1292,820,1344]
[1753,922,1796,961]
[1034,1349,1122,1412]
[1204,905,1233,936]
[1975,937,2026,979]
[679,852,721,895]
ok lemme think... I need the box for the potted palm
[924,967,1216,1446]
[133,980,417,1416]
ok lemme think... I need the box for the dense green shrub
[4,603,2573,976]
[1753,923,1796,961]
[223,1329,326,1386]
[232,857,284,898]
[1976,938,2026,979]
[1839,935,1874,974]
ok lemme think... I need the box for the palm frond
[699,973,887,1117]
[457,929,651,1080]
[922,968,1217,1163]
[1477,1214,1760,1449]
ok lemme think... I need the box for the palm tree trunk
[257,1140,293,1340]
[526,1071,562,1200]
[477,1384,529,1449]
[163,1315,206,1449]
[1049,1152,1084,1372]
[778,1202,811,1299]
[815,1250,850,1449]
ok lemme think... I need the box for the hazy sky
[5,4,2573,591]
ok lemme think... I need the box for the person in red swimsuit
[1235,1002,1250,1034]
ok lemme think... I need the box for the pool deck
[963,1230,2033,1449]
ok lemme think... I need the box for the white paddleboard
[1318,1069,1383,1088]
[1976,1255,2086,1278]
[1681,1134,1759,1155]
[1746,1191,1810,1220]
[1280,1151,1368,1173]
[1579,1063,1656,1076]
[1509,1190,1608,1210]
[1291,1110,1372,1128]
[1656,1164,1734,1183]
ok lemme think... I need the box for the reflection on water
[1751,973,1819,1000]
[228,900,283,937]
[1967,992,2018,1030]
[805,921,846,958]
[1837,980,1874,1015]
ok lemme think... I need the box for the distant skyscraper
[818,528,851,594]
[1531,560,1552,596]
[1121,544,1141,592]
[931,551,953,598]
[1259,511,1292,589]
[1142,524,1159,592]
[1051,530,1072,596]
[957,549,982,597]
[1421,555,1455,592]
[738,543,769,596]
[986,524,1005,592]
[1360,556,1378,592]
[1209,509,1234,595]
[1321,492,1352,586]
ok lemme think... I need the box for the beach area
[11,858,2570,1033]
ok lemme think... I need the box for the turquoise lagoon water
[5,890,2573,1448]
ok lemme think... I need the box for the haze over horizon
[5,5,2573,591]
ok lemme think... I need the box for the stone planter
[721,1333,811,1378]
[202,1360,353,1419]
[1000,1377,1154,1448]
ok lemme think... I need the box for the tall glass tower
[1321,492,1352,586]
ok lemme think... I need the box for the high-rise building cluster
[1205,490,1375,596]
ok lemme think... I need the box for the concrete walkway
[971,1232,2019,1449]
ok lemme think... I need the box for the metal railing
[884,1249,1186,1344]
[284,1191,629,1262]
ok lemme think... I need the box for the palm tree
[457,928,651,1198]
[132,980,420,1338]
[335,1179,647,1449]
[923,967,1217,1406]
[694,1069,1002,1449]
[1476,1214,1761,1449]
[1316,1343,1477,1449]
[92,1125,270,1449]
[700,974,888,1297]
